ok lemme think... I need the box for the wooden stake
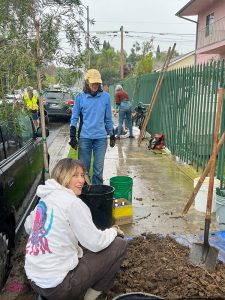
[138,43,176,145]
[205,88,223,219]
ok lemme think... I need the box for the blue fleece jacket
[70,91,114,138]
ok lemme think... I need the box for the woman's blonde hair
[51,158,86,188]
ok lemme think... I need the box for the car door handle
[8,178,14,187]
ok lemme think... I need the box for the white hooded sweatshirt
[24,179,117,283]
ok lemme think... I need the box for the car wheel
[0,230,10,290]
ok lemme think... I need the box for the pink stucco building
[176,0,225,65]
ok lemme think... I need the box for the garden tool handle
[205,88,224,221]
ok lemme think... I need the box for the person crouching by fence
[24,158,127,300]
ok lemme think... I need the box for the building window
[206,13,214,37]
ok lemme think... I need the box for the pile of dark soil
[2,233,225,300]
[108,234,225,299]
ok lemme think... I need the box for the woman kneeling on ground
[24,158,127,300]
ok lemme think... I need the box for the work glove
[110,129,116,148]
[112,225,125,238]
[69,126,78,150]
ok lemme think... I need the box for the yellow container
[112,199,133,225]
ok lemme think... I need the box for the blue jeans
[78,138,107,185]
[118,101,133,137]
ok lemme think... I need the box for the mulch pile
[108,234,225,299]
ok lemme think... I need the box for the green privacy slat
[217,60,225,179]
[217,92,225,180]
[190,64,197,164]
[195,64,202,171]
[183,66,189,163]
[188,66,194,165]
[198,63,206,170]
[201,62,210,170]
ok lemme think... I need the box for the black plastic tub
[80,185,114,230]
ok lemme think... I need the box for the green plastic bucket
[215,190,225,230]
[110,176,133,203]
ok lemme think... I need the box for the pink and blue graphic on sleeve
[26,201,54,256]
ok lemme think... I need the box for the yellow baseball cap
[85,69,102,84]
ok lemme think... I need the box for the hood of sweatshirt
[36,179,74,198]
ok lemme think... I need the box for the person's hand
[112,225,125,238]
[69,137,78,150]
[69,126,78,150]
[110,128,116,147]
[110,135,116,147]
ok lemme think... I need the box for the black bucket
[112,293,163,300]
[80,185,114,230]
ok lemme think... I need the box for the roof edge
[175,0,196,17]
[154,50,195,72]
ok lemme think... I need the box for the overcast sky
[83,0,197,55]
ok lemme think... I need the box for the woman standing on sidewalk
[69,69,116,185]
[114,85,134,139]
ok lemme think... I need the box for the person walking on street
[23,86,39,129]
[115,85,134,139]
[24,158,127,300]
[69,69,116,185]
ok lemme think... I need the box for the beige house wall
[167,54,195,71]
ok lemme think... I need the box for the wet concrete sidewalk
[48,123,70,173]
[103,127,217,237]
[52,123,217,237]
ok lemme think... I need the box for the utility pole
[120,25,124,80]
[86,5,90,68]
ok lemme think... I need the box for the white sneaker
[84,288,102,300]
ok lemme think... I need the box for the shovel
[189,88,224,271]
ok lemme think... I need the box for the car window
[19,115,34,144]
[44,91,71,101]
[1,122,20,157]
[0,126,5,161]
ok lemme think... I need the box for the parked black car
[0,111,49,290]
[43,89,74,120]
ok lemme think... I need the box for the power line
[90,30,195,37]
[127,31,195,36]
[94,20,194,25]
[93,33,195,43]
